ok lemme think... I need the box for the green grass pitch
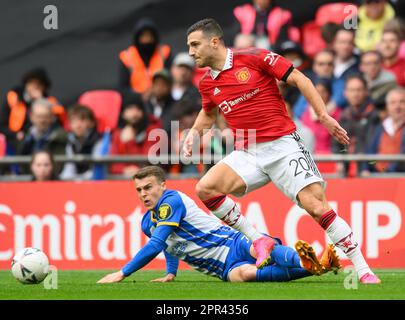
[1,269,404,300]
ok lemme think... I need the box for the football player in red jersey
[183,18,380,284]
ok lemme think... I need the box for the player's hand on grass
[320,114,350,145]
[97,270,125,284]
[150,273,176,282]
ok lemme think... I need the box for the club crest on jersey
[158,203,172,220]
[235,67,251,83]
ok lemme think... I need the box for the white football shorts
[219,131,326,205]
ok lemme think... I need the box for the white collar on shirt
[210,49,233,79]
[383,117,405,137]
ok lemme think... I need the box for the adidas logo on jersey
[213,87,221,96]
[305,172,313,179]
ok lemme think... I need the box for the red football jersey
[383,57,405,87]
[199,48,296,149]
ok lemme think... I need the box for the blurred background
[0,0,404,181]
[0,0,405,273]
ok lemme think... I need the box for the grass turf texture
[0,269,404,300]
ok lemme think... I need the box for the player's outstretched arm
[97,270,125,284]
[183,108,217,157]
[285,69,350,145]
[97,226,175,284]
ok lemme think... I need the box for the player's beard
[194,57,205,68]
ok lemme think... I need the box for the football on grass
[11,248,49,284]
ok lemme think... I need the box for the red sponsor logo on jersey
[235,67,251,83]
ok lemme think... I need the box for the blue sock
[270,245,301,268]
[256,265,311,282]
[288,268,312,280]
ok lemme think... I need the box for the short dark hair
[334,26,355,39]
[361,50,382,62]
[187,18,224,41]
[22,67,51,91]
[345,73,368,88]
[68,104,96,123]
[315,48,335,58]
[321,22,340,44]
[171,100,200,120]
[314,77,332,94]
[132,166,166,183]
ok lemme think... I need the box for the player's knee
[309,204,330,221]
[239,268,256,282]
[229,265,256,282]
[298,186,329,220]
[196,180,217,200]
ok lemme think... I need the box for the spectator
[119,18,171,99]
[276,41,310,71]
[18,98,67,157]
[170,52,201,106]
[30,149,59,181]
[362,87,405,174]
[383,17,405,59]
[233,33,256,49]
[332,28,360,80]
[60,105,102,180]
[0,68,66,150]
[145,69,175,135]
[285,102,315,154]
[110,93,162,177]
[169,100,204,176]
[321,22,340,50]
[355,0,395,52]
[232,0,299,50]
[334,75,380,176]
[379,29,405,86]
[360,50,397,105]
[277,41,310,108]
[293,49,346,118]
[301,78,340,154]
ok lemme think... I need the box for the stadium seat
[301,21,326,58]
[302,3,357,58]
[315,2,357,26]
[0,133,6,157]
[78,90,122,133]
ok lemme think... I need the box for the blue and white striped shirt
[141,189,239,279]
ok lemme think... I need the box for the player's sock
[256,265,311,282]
[203,195,262,241]
[319,210,371,279]
[270,245,301,268]
[287,268,312,280]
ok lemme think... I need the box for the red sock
[319,210,337,230]
[202,195,226,211]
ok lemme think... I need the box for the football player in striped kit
[97,166,340,284]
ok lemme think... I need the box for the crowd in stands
[0,0,404,181]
